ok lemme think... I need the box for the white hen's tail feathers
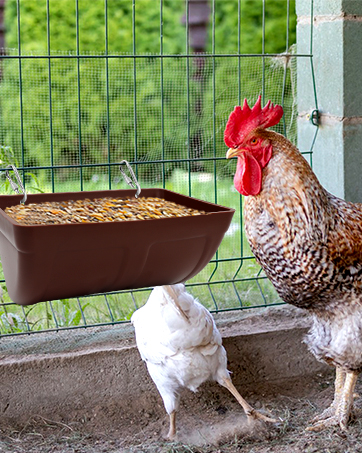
[161,284,219,351]
[163,285,190,322]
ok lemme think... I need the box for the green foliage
[213,0,296,54]
[0,298,90,334]
[0,55,204,181]
[5,0,186,54]
[5,0,295,55]
[0,0,296,184]
[0,145,42,194]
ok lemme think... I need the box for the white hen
[131,284,276,439]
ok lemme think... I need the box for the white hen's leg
[220,377,277,423]
[167,411,177,440]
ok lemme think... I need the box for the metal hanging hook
[5,165,27,205]
[119,160,141,198]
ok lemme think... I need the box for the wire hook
[5,165,27,205]
[119,160,141,198]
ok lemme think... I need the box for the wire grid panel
[0,0,315,336]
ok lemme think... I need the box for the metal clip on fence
[119,160,141,198]
[308,109,320,126]
[5,165,27,205]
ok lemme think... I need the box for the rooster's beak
[226,148,240,159]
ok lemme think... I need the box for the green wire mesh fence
[0,0,317,336]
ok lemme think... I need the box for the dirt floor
[1,307,361,452]
[1,371,362,453]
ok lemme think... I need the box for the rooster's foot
[307,369,358,432]
[310,403,357,425]
[310,404,337,424]
[310,367,345,425]
[306,412,350,432]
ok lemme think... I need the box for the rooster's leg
[307,370,358,432]
[167,411,176,440]
[337,371,358,430]
[310,366,345,423]
[220,377,277,423]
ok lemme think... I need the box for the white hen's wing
[131,303,177,364]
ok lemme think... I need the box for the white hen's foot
[221,377,278,424]
[246,407,278,424]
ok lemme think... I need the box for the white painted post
[297,0,362,202]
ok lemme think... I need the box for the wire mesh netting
[0,0,317,336]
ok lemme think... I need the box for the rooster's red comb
[224,95,284,148]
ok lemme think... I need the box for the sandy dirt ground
[1,370,362,453]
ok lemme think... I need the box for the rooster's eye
[250,138,258,145]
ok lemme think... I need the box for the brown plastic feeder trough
[0,188,234,306]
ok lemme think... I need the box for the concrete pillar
[297,0,362,202]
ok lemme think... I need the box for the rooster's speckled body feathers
[225,97,362,431]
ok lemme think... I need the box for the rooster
[131,284,276,439]
[225,95,362,431]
